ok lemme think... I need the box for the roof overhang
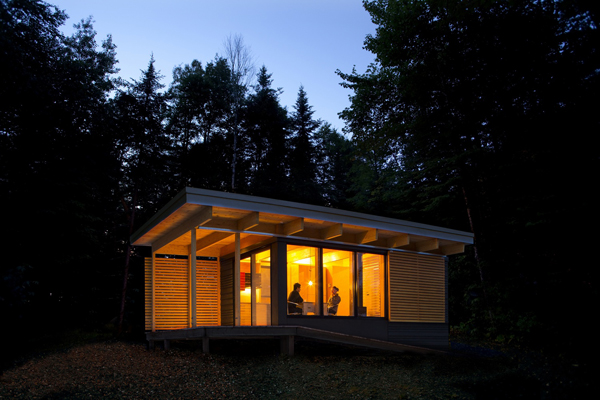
[130,187,474,257]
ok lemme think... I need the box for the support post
[151,251,156,332]
[202,337,210,354]
[190,228,197,328]
[164,339,170,350]
[280,335,294,355]
[234,232,241,326]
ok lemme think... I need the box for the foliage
[339,0,599,349]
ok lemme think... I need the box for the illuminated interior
[240,248,271,325]
[286,244,384,318]
[286,245,318,315]
[357,253,385,317]
[323,248,353,316]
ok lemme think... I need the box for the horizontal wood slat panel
[146,257,221,331]
[196,259,220,326]
[388,252,446,323]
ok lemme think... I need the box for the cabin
[131,187,473,354]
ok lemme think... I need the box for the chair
[287,301,302,315]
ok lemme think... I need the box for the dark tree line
[339,0,598,353]
[0,0,358,340]
[1,0,596,358]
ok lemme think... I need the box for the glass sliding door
[239,249,271,326]
[253,249,271,326]
[240,256,252,326]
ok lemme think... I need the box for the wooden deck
[146,326,448,356]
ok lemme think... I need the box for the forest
[1,0,597,359]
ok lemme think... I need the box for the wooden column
[234,232,241,326]
[190,228,197,328]
[280,335,294,355]
[151,251,156,332]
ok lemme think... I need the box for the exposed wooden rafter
[440,242,465,256]
[355,228,378,244]
[321,223,343,240]
[237,212,260,231]
[280,218,304,236]
[416,238,439,252]
[193,231,233,252]
[387,234,410,248]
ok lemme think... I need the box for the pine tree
[243,66,290,198]
[288,86,322,204]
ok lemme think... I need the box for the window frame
[284,239,387,319]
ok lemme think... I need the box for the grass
[0,329,591,399]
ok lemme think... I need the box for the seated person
[287,282,303,315]
[327,286,341,315]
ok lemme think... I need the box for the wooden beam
[321,223,343,240]
[153,206,213,251]
[237,212,260,231]
[440,242,465,255]
[416,238,439,252]
[193,231,232,252]
[281,218,304,236]
[219,235,271,258]
[388,234,410,248]
[355,228,378,244]
[196,205,213,226]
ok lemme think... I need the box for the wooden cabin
[131,187,473,351]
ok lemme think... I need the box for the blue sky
[51,0,377,131]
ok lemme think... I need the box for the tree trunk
[462,184,495,329]
[118,191,137,335]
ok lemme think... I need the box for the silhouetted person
[288,282,303,314]
[327,286,340,315]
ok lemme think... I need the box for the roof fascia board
[130,188,188,245]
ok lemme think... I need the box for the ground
[0,336,590,399]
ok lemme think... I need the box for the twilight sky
[50,0,377,131]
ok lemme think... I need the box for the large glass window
[357,253,385,317]
[286,245,318,315]
[286,244,384,318]
[323,248,353,316]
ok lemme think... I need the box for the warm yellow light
[308,280,313,286]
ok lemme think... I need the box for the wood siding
[388,252,446,323]
[145,257,219,331]
[220,257,234,326]
[196,259,221,326]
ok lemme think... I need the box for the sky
[50,0,377,132]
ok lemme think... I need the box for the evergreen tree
[243,66,290,198]
[167,57,235,189]
[314,123,355,209]
[339,0,599,348]
[1,0,121,335]
[288,86,322,204]
[112,56,173,331]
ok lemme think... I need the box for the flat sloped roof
[131,187,473,257]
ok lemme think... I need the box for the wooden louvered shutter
[196,259,220,326]
[388,252,446,323]
[146,257,220,330]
